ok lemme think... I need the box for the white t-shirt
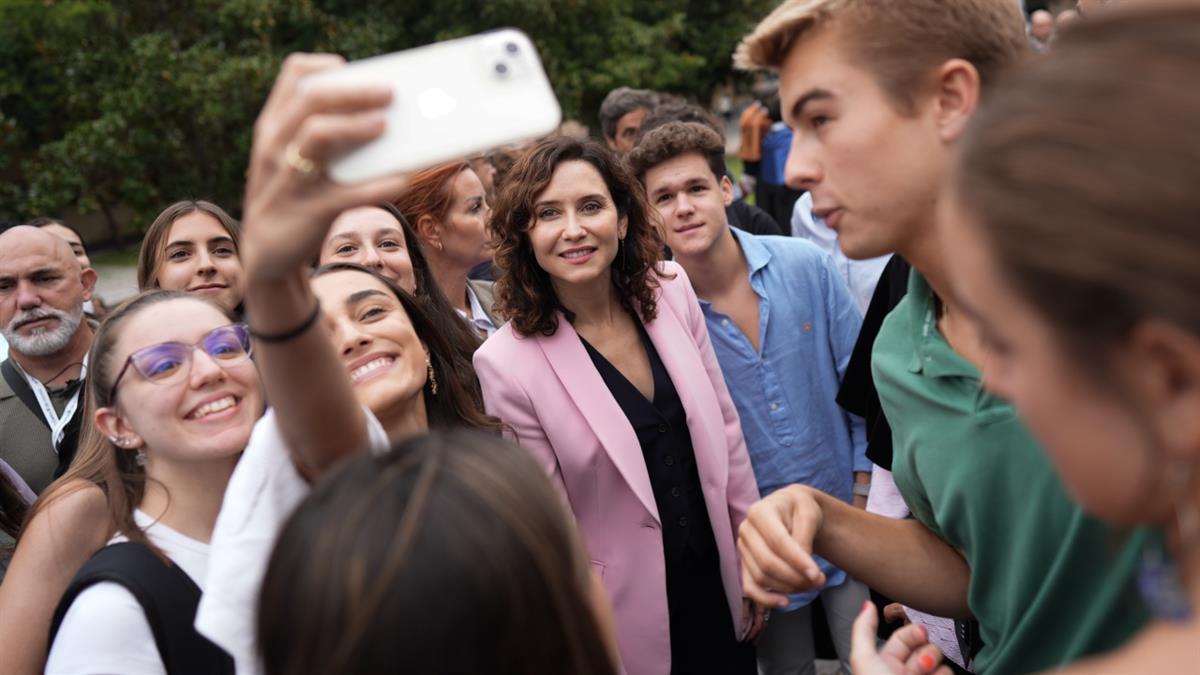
[195,406,390,675]
[45,511,210,675]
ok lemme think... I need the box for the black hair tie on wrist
[248,300,321,343]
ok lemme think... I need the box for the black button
[678,516,689,527]
[671,487,682,498]
[664,455,675,467]
[657,423,668,434]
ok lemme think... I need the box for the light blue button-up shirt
[700,228,869,609]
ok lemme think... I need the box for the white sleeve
[45,582,166,675]
[195,405,387,675]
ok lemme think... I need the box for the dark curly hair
[490,136,667,337]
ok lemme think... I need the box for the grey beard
[1,305,84,357]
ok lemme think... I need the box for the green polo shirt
[872,270,1148,674]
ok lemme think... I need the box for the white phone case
[302,28,562,184]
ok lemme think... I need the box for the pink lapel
[642,292,730,490]
[537,313,660,523]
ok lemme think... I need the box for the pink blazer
[474,262,761,675]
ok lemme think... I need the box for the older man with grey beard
[0,226,97,494]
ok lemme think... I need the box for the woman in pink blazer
[475,137,762,675]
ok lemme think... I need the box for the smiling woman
[137,201,244,313]
[29,291,265,674]
[479,136,762,675]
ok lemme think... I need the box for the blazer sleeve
[664,264,761,531]
[473,340,570,504]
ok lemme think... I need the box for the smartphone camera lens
[495,62,509,76]
[505,41,519,54]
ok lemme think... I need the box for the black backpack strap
[0,359,49,431]
[49,542,235,675]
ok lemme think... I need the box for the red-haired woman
[394,162,500,338]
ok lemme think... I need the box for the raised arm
[238,54,410,478]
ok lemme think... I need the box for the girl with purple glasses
[33,290,263,673]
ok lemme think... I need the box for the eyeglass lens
[129,324,251,384]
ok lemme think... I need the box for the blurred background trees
[0,0,772,242]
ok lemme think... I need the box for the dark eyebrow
[788,88,835,123]
[165,239,197,249]
[346,289,389,307]
[373,227,404,238]
[207,236,236,246]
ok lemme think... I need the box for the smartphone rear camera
[495,62,510,76]
[505,41,520,54]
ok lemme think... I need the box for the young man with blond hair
[628,120,870,675]
[731,1,1149,673]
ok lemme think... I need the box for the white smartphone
[301,28,562,184]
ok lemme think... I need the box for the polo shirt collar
[906,269,980,381]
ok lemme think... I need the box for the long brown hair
[258,431,617,675]
[490,136,666,337]
[21,291,237,553]
[955,3,1200,359]
[311,264,502,434]
[137,200,241,290]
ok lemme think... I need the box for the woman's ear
[618,215,629,241]
[416,214,442,252]
[1126,320,1200,461]
[95,406,145,450]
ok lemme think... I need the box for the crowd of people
[0,0,1197,673]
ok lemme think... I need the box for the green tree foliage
[0,0,772,239]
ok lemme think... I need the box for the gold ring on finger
[285,142,321,179]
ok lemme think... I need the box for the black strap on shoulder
[0,359,82,478]
[49,542,234,675]
[1,359,48,431]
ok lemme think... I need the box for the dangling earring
[426,353,439,396]
[135,449,147,466]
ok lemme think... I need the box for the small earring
[426,353,439,396]
[135,449,146,466]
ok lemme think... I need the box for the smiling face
[527,160,627,298]
[779,21,951,261]
[155,212,244,312]
[643,152,734,261]
[97,298,262,468]
[311,270,427,422]
[941,193,1172,525]
[322,207,417,294]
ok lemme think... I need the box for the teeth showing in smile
[190,396,236,420]
[562,249,593,259]
[351,357,394,383]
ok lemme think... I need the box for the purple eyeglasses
[107,324,253,403]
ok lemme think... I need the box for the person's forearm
[242,260,368,477]
[808,486,972,618]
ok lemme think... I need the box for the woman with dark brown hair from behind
[475,135,762,674]
[259,430,617,675]
[852,3,1200,673]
